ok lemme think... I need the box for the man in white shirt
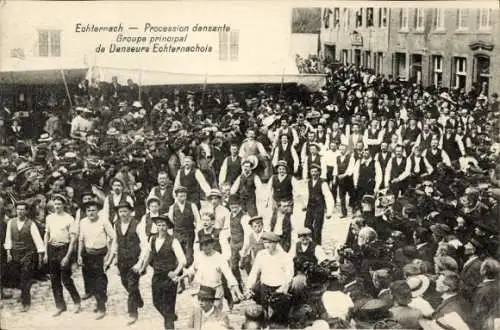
[77,200,115,320]
[106,202,148,325]
[303,164,334,245]
[245,232,293,311]
[334,144,356,218]
[353,147,383,208]
[44,194,81,316]
[385,145,412,198]
[206,189,231,237]
[102,178,134,224]
[4,201,46,312]
[272,134,300,175]
[267,160,301,211]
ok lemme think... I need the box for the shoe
[21,305,30,313]
[82,293,93,300]
[74,303,82,314]
[95,311,106,320]
[93,308,99,313]
[127,316,138,325]
[1,293,12,299]
[52,308,66,317]
[138,299,144,308]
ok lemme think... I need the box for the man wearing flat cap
[148,171,175,215]
[302,163,334,245]
[289,227,328,265]
[302,142,327,181]
[77,199,115,320]
[105,201,147,325]
[44,194,81,316]
[4,201,46,312]
[188,285,231,330]
[245,232,293,311]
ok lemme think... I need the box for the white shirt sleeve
[30,222,46,253]
[218,158,229,187]
[195,169,211,196]
[321,181,334,216]
[315,245,328,264]
[3,220,12,250]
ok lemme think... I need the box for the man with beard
[363,118,384,157]
[106,202,147,325]
[102,178,134,225]
[334,144,356,218]
[218,140,242,187]
[415,121,435,152]
[374,141,392,191]
[173,155,211,211]
[302,164,334,245]
[273,115,299,148]
[459,238,483,302]
[407,147,433,187]
[353,147,382,208]
[441,123,462,163]
[422,135,452,171]
[44,194,81,317]
[230,157,262,217]
[4,201,45,312]
[385,145,411,198]
[239,128,269,160]
[148,171,175,215]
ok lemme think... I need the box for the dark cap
[248,216,263,225]
[151,215,174,228]
[198,235,217,245]
[195,285,218,300]
[115,201,133,211]
[228,194,241,205]
[174,186,187,194]
[83,200,102,209]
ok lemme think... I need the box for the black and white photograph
[0,1,499,329]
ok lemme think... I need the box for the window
[38,30,61,57]
[475,55,490,93]
[366,8,374,27]
[356,8,363,27]
[364,51,371,68]
[394,52,407,79]
[374,52,383,74]
[219,30,239,61]
[400,8,409,30]
[333,8,340,28]
[433,9,444,30]
[453,57,467,88]
[378,8,388,27]
[457,9,468,29]
[411,54,423,83]
[479,8,492,29]
[343,8,350,30]
[415,9,425,30]
[342,49,349,65]
[432,55,443,87]
[354,49,361,67]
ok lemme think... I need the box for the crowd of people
[0,62,499,330]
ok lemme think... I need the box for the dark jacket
[433,294,471,326]
[460,256,482,300]
[472,280,500,330]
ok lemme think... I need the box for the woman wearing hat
[140,215,186,330]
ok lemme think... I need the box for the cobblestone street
[1,187,351,330]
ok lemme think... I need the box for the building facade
[320,6,499,93]
[388,7,499,93]
[320,7,391,74]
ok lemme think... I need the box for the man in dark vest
[139,196,161,240]
[441,123,462,162]
[374,142,392,191]
[173,155,211,210]
[402,118,421,155]
[334,144,356,218]
[274,115,299,148]
[422,135,452,172]
[148,171,175,215]
[353,147,382,209]
[106,202,147,325]
[231,157,262,217]
[272,134,299,175]
[227,195,250,289]
[268,199,293,253]
[141,215,186,330]
[218,141,242,187]
[167,186,200,293]
[289,227,328,266]
[267,160,300,211]
[303,164,334,245]
[302,143,327,180]
[4,201,45,312]
[407,147,433,187]
[363,118,384,157]
[384,145,411,198]
[415,121,436,152]
[102,178,134,224]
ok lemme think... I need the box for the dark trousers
[48,244,81,310]
[304,204,325,245]
[338,177,353,216]
[252,282,280,311]
[229,243,243,289]
[118,263,143,317]
[79,243,92,295]
[11,250,36,307]
[389,179,408,198]
[82,248,108,312]
[356,182,375,209]
[243,198,258,217]
[174,230,194,267]
[152,272,177,329]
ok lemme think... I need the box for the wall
[291,33,319,58]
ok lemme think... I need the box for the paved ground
[0,184,352,330]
